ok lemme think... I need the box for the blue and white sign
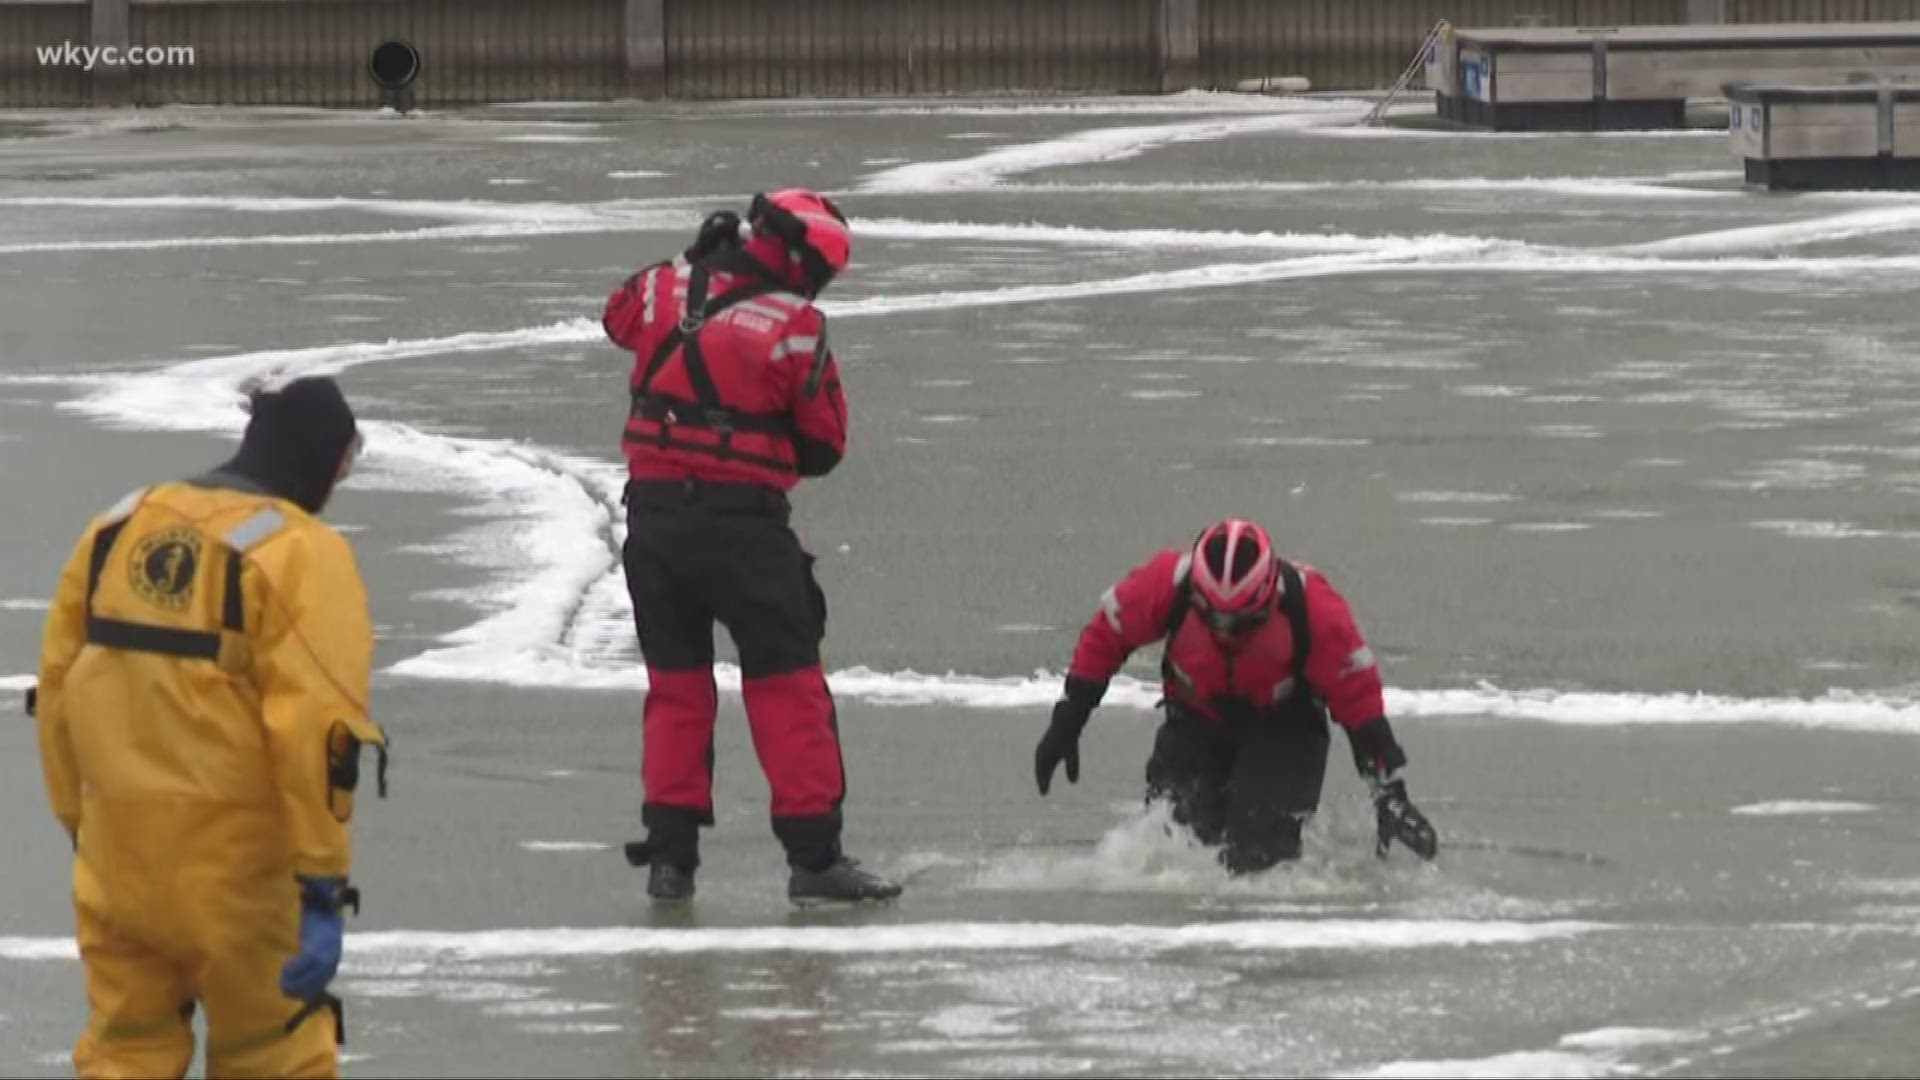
[1728,102,1763,157]
[1460,54,1490,102]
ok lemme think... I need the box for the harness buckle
[678,314,704,334]
[707,408,736,459]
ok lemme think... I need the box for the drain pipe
[368,39,422,113]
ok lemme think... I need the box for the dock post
[625,0,666,100]
[1686,0,1727,23]
[1878,80,1895,159]
[89,0,130,106]
[1159,0,1201,92]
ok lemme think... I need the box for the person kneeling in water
[1034,518,1437,870]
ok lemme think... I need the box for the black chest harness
[629,265,798,471]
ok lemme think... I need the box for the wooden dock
[1729,82,1920,191]
[1428,22,1920,132]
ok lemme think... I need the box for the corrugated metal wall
[1199,0,1687,90]
[1725,0,1920,19]
[0,2,88,106]
[6,0,1920,107]
[127,0,623,107]
[664,0,1161,98]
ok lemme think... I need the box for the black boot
[647,862,696,903]
[788,858,903,905]
[627,805,705,905]
[773,811,899,904]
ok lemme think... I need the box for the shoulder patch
[128,524,202,612]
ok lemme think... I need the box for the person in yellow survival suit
[30,375,388,1079]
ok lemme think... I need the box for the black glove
[1035,677,1105,796]
[683,210,743,263]
[1372,777,1438,860]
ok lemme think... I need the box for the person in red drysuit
[1035,518,1438,871]
[602,189,900,905]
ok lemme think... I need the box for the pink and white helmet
[1189,518,1279,635]
[749,188,850,298]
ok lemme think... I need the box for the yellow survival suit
[33,376,385,1079]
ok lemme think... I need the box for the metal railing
[1365,18,1452,125]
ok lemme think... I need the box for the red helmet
[1189,518,1279,636]
[749,188,851,298]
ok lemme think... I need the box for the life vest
[623,263,803,478]
[1160,558,1316,716]
[74,482,389,800]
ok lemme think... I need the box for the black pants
[623,479,826,674]
[1144,701,1331,873]
[622,478,845,871]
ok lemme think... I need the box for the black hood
[213,376,359,514]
